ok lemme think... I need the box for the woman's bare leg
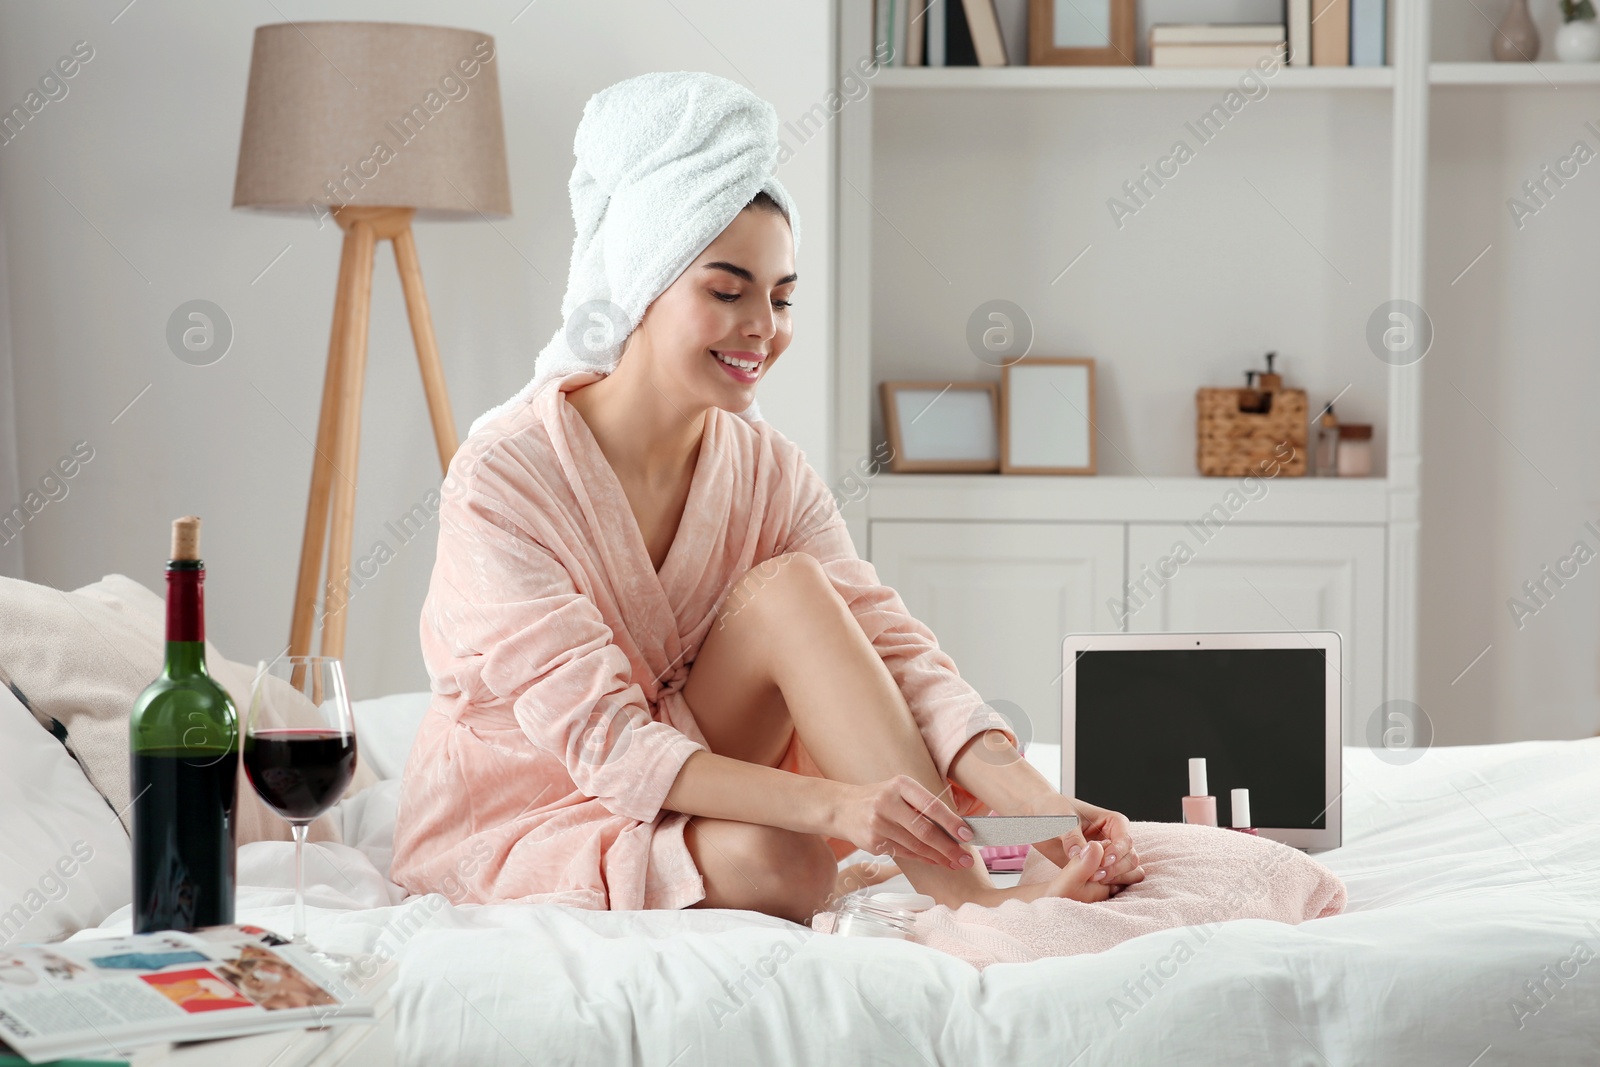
[681,552,1102,910]
[680,815,839,924]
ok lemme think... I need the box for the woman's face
[624,205,796,413]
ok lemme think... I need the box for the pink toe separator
[979,844,1031,872]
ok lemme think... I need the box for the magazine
[0,925,377,1063]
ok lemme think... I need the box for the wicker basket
[1196,387,1309,477]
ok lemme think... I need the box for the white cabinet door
[869,521,1125,748]
[1125,523,1386,744]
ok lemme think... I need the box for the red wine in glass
[243,729,357,822]
[244,655,358,961]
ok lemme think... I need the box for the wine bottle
[129,516,240,933]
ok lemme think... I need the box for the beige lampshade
[232,21,512,221]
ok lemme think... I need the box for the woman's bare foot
[947,840,1111,908]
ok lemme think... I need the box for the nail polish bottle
[1181,757,1217,827]
[1228,788,1258,835]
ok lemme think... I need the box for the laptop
[1060,631,1342,851]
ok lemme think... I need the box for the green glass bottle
[129,516,239,933]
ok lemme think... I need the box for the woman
[391,72,1143,925]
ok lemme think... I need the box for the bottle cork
[171,516,202,561]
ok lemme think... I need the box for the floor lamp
[230,21,512,661]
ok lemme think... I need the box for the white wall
[0,211,20,580]
[1420,86,1600,743]
[0,1,835,699]
[1411,5,1600,742]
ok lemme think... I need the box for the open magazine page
[0,925,375,1063]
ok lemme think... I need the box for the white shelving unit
[1431,60,1600,84]
[872,65,1397,89]
[830,0,1434,745]
[871,61,1600,89]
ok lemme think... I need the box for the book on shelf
[1286,0,1312,64]
[993,0,1028,67]
[882,0,942,66]
[0,925,381,1064]
[1152,41,1287,68]
[945,0,979,66]
[1311,0,1351,66]
[875,0,916,66]
[883,0,1384,71]
[1148,22,1285,69]
[1351,0,1387,67]
[906,0,927,66]
[1292,0,1385,67]
[895,0,1023,66]
[960,0,1008,65]
[1149,23,1288,46]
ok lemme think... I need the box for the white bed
[74,693,1600,1066]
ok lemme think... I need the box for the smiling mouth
[711,350,765,371]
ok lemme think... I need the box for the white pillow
[351,691,432,780]
[0,682,132,944]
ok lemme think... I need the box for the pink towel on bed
[813,821,1346,969]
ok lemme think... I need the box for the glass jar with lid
[1337,423,1374,477]
[830,892,935,939]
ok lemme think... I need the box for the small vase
[1493,0,1542,61]
[1556,19,1600,61]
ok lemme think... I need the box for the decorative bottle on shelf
[1493,0,1541,61]
[1240,370,1265,414]
[129,516,239,933]
[1315,402,1340,477]
[1257,351,1282,391]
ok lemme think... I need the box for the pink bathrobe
[390,370,1017,912]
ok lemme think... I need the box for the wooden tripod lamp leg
[393,222,459,474]
[319,219,378,662]
[288,225,361,663]
[287,205,461,665]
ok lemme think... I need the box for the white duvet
[81,731,1600,1066]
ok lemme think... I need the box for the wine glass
[244,655,358,971]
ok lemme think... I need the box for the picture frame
[1001,357,1097,475]
[1028,0,1137,67]
[880,381,1001,473]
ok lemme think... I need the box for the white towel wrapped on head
[471,70,801,436]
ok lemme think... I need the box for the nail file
[962,815,1080,847]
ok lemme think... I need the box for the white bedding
[77,702,1600,1066]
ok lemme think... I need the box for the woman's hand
[1021,794,1144,895]
[826,775,977,870]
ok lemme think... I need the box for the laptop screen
[1072,647,1329,830]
